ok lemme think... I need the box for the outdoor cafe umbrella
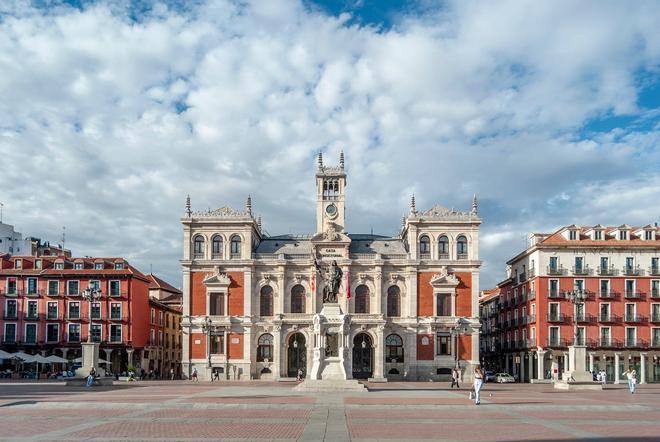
[0,349,13,360]
[73,357,109,364]
[45,355,68,364]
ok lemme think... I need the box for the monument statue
[315,259,343,303]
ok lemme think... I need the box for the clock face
[325,204,338,217]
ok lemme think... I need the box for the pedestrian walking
[600,369,607,385]
[296,368,303,382]
[450,367,460,389]
[211,369,220,382]
[622,368,635,394]
[473,365,484,405]
[191,367,198,382]
[170,368,175,380]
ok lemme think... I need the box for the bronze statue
[315,259,343,303]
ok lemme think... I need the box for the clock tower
[315,151,346,234]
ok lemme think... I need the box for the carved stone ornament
[322,222,342,241]
[191,206,251,218]
[292,325,299,331]
[389,273,399,283]
[262,273,271,281]
[429,272,459,287]
[420,204,477,220]
[360,324,367,331]
[203,270,231,287]
[294,274,304,284]
[357,273,368,283]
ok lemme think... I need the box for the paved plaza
[1,380,659,441]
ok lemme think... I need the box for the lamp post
[201,316,213,368]
[82,285,102,343]
[452,317,471,369]
[75,284,102,379]
[565,289,588,346]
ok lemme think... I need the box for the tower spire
[185,194,191,217]
[401,214,406,230]
[472,194,478,215]
[257,215,262,230]
[246,195,252,216]
[317,151,323,171]
[410,194,417,215]
[339,150,345,169]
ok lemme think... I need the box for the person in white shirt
[622,368,635,394]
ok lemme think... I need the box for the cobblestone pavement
[1,380,660,441]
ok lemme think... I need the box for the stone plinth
[293,379,367,392]
[74,342,100,378]
[553,345,601,390]
[309,303,350,381]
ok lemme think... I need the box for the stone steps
[293,379,367,392]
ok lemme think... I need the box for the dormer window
[95,263,104,270]
[619,230,628,240]
[74,262,83,270]
[594,230,603,240]
[14,259,22,269]
[114,262,124,270]
[55,262,64,270]
[569,230,578,240]
[35,259,42,269]
[645,230,654,241]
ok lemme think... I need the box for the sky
[1,0,659,289]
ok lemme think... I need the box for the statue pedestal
[75,342,100,378]
[309,303,350,381]
[554,345,601,390]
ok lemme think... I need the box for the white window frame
[549,326,560,345]
[150,328,155,345]
[26,277,38,295]
[35,259,42,269]
[67,280,80,296]
[26,300,38,319]
[90,323,103,342]
[574,279,585,291]
[24,323,38,344]
[15,259,22,269]
[5,299,17,318]
[3,323,17,343]
[599,326,611,345]
[67,301,80,320]
[110,303,122,321]
[54,262,64,270]
[531,303,536,315]
[67,323,81,343]
[150,308,155,324]
[625,326,637,346]
[90,302,102,320]
[74,262,84,270]
[599,279,610,296]
[6,277,17,295]
[110,324,122,343]
[94,263,104,270]
[625,303,637,320]
[89,280,101,291]
[47,301,58,320]
[548,279,559,296]
[48,280,60,296]
[114,262,124,270]
[109,280,121,296]
[46,323,59,343]
[599,302,611,320]
[549,302,560,318]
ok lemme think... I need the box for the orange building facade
[481,224,660,384]
[181,153,482,381]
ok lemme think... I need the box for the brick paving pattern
[1,381,660,441]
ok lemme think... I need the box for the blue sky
[1,0,659,289]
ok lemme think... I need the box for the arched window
[230,235,241,259]
[260,285,273,317]
[355,285,370,314]
[291,284,305,313]
[212,235,223,259]
[385,334,404,363]
[257,333,273,362]
[193,235,205,259]
[419,235,430,257]
[457,235,468,259]
[438,235,449,259]
[387,286,400,317]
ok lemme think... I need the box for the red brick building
[481,224,660,384]
[0,253,158,374]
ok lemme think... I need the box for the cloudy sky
[1,0,659,289]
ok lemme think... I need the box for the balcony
[548,290,564,299]
[547,265,567,276]
[46,314,58,320]
[599,314,620,322]
[519,273,527,283]
[624,314,646,323]
[1,290,19,297]
[626,339,648,348]
[572,265,592,276]
[438,253,449,260]
[419,252,431,260]
[528,290,536,301]
[651,313,660,323]
[624,291,644,299]
[623,267,644,276]
[576,314,596,323]
[457,253,468,260]
[527,314,537,324]
[599,290,618,299]
[600,338,623,348]
[598,267,618,276]
[651,289,660,299]
[3,312,18,320]
[25,290,41,297]
[528,268,536,278]
[547,313,566,322]
[24,313,39,320]
[649,267,660,276]
[548,338,570,347]
[3,338,16,344]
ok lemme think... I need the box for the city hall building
[180,153,481,382]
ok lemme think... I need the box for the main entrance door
[287,333,306,378]
[352,333,373,379]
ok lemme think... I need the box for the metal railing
[624,314,646,323]
[457,253,468,260]
[572,266,592,276]
[576,314,596,323]
[623,267,644,276]
[624,291,644,299]
[649,267,660,276]
[547,313,565,322]
[599,314,621,322]
[598,267,617,276]
[599,290,617,299]
[600,338,623,348]
[547,265,567,276]
[438,253,449,259]
[528,268,536,278]
[548,290,564,299]
[528,290,536,301]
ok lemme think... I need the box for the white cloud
[0,0,659,287]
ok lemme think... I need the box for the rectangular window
[27,278,38,295]
[89,280,100,291]
[5,300,17,319]
[90,324,102,342]
[48,280,59,296]
[110,325,122,342]
[653,328,660,346]
[595,230,602,240]
[646,231,654,240]
[549,326,560,346]
[436,293,451,316]
[531,303,536,315]
[569,230,577,240]
[91,302,101,320]
[600,257,609,271]
[68,302,80,319]
[549,303,560,320]
[7,278,17,295]
[574,279,584,292]
[15,259,22,269]
[625,280,635,296]
[652,304,660,321]
[652,258,659,274]
[575,302,585,321]
[35,259,42,269]
[24,324,37,344]
[626,257,634,270]
[46,324,59,342]
[574,256,583,272]
[47,302,58,320]
[600,303,611,321]
[210,333,224,354]
[600,279,610,296]
[4,323,16,343]
[600,327,611,345]
[576,326,585,345]
[26,300,38,319]
[210,293,225,316]
[150,308,155,324]
[68,324,81,342]
[67,281,80,296]
[435,334,451,355]
[150,329,155,345]
[620,231,628,240]
[549,256,558,271]
[158,330,163,345]
[549,279,559,297]
[95,263,104,270]
[159,311,163,326]
[54,262,64,270]
[114,262,124,270]
[74,262,83,270]
[625,303,636,321]
[652,280,660,298]
[626,327,636,346]
[110,303,121,320]
[109,280,121,296]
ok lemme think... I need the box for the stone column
[104,349,113,372]
[537,349,546,380]
[505,354,510,374]
[614,352,621,384]
[244,269,253,317]
[127,348,134,368]
[640,352,647,384]
[272,326,282,379]
[373,326,385,379]
[563,352,569,372]
[374,272,382,315]
[519,352,525,382]
[588,352,594,372]
[527,352,534,382]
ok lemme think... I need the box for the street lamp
[452,317,471,368]
[82,285,102,343]
[565,289,588,346]
[201,316,213,368]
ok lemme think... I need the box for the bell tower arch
[315,151,346,234]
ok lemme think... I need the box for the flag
[311,271,315,293]
[346,272,351,299]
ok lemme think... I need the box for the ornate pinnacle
[339,150,345,169]
[410,194,417,215]
[246,195,252,216]
[472,194,478,214]
[317,151,323,171]
[257,216,262,230]
[401,215,406,229]
[185,194,191,217]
